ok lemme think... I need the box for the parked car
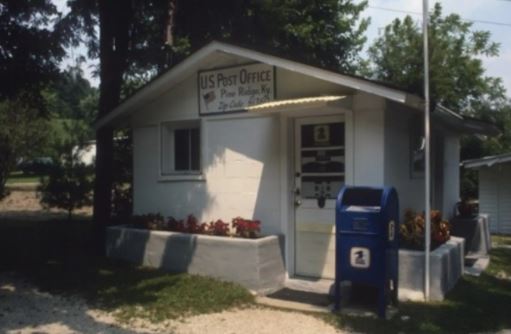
[17,157,55,175]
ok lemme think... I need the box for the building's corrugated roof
[246,96,348,111]
[462,153,511,169]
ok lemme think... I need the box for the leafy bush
[399,209,450,250]
[38,161,94,220]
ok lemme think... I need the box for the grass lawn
[493,234,511,247]
[323,234,511,334]
[6,171,44,184]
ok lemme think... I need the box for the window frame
[160,120,202,178]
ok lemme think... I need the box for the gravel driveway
[0,272,345,334]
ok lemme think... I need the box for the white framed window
[161,121,201,175]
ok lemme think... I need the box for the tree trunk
[93,0,132,254]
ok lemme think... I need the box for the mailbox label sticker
[389,220,395,241]
[350,247,370,269]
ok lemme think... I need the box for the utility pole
[423,0,431,301]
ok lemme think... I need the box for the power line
[367,5,511,28]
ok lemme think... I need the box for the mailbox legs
[333,281,341,312]
[378,283,386,318]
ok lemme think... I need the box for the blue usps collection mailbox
[333,186,399,318]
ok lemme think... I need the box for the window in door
[300,122,345,200]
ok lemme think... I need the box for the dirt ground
[0,187,92,221]
[0,272,345,334]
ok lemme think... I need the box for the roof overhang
[434,105,501,136]
[94,40,419,129]
[462,153,511,169]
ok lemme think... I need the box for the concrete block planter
[398,236,465,301]
[106,225,286,294]
[451,214,491,256]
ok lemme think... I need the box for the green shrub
[38,160,94,220]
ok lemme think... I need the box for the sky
[56,0,511,97]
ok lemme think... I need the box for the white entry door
[294,116,345,279]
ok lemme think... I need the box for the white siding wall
[132,64,387,236]
[131,66,350,235]
[479,164,511,234]
[384,105,461,218]
[132,115,281,235]
[442,134,460,217]
[384,105,424,215]
[202,115,281,235]
[131,75,198,126]
[352,93,385,185]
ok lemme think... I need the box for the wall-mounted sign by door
[198,63,275,115]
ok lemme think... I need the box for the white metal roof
[246,95,349,112]
[462,152,511,169]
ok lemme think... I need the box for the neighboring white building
[96,41,497,280]
[72,141,96,165]
[463,153,511,234]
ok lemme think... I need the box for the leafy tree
[0,100,49,198]
[366,3,503,112]
[43,66,98,121]
[0,0,66,104]
[0,0,75,198]
[40,67,98,160]
[174,0,369,73]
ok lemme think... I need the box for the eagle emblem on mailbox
[350,247,370,269]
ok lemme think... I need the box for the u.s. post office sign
[198,63,275,115]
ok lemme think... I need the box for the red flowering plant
[399,209,450,250]
[184,214,207,234]
[207,219,230,236]
[232,217,261,239]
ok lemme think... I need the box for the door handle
[294,198,302,207]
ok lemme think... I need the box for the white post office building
[96,41,496,280]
